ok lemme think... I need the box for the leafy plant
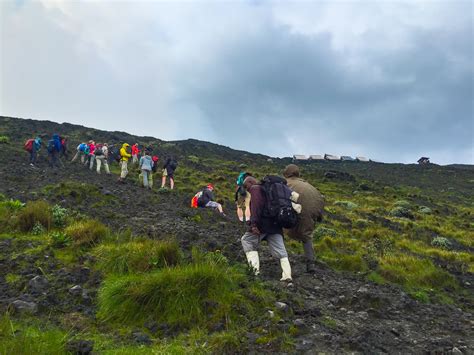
[0,136,9,144]
[52,205,68,228]
[50,232,71,248]
[31,222,46,236]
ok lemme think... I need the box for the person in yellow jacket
[118,143,132,182]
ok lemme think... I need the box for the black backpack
[108,147,121,163]
[168,159,178,170]
[261,175,298,229]
[94,146,104,156]
[47,139,56,153]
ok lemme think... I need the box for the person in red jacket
[131,143,140,165]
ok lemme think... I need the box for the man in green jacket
[283,164,325,273]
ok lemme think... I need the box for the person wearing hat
[197,184,225,215]
[283,164,325,273]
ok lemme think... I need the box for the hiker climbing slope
[24,137,42,167]
[47,134,63,168]
[118,143,131,182]
[235,172,252,222]
[161,157,178,189]
[283,164,325,273]
[139,150,154,189]
[241,176,293,282]
[95,143,111,175]
[72,143,88,163]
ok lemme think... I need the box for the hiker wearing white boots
[240,176,293,283]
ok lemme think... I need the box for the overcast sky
[1,1,472,164]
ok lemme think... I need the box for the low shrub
[418,206,432,214]
[334,201,358,210]
[94,239,181,274]
[65,220,109,247]
[431,236,451,250]
[17,201,52,232]
[313,226,337,240]
[0,136,9,144]
[389,206,414,219]
[394,200,411,209]
[98,262,244,328]
[31,222,46,236]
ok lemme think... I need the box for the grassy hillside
[0,116,472,354]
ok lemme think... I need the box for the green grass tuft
[98,262,244,328]
[17,200,52,232]
[94,239,181,274]
[65,219,109,247]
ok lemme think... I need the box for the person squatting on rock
[95,143,111,175]
[161,157,178,189]
[283,164,325,273]
[47,134,63,168]
[235,172,252,222]
[241,176,292,282]
[118,143,131,182]
[131,143,140,165]
[72,142,88,163]
[139,150,154,189]
[192,184,225,215]
[24,137,42,167]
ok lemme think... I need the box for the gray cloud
[1,0,472,164]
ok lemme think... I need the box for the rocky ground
[0,148,473,354]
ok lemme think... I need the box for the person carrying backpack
[235,172,252,222]
[118,143,131,182]
[59,136,69,160]
[131,143,140,165]
[72,142,87,163]
[95,143,110,174]
[139,150,154,189]
[25,137,42,167]
[85,140,96,170]
[47,134,62,168]
[193,184,225,215]
[283,164,325,273]
[161,157,178,189]
[240,176,293,282]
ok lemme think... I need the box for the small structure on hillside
[417,157,430,164]
[341,156,355,161]
[293,155,308,162]
[356,156,369,162]
[309,155,324,161]
[324,154,340,161]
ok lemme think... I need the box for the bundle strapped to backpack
[24,139,34,152]
[191,191,203,208]
[261,175,298,229]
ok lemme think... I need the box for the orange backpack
[191,191,202,208]
[24,139,34,152]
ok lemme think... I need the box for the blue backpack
[47,139,56,153]
[79,143,87,152]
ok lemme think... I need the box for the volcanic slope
[0,116,472,354]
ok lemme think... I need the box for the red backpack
[191,191,202,208]
[24,139,34,152]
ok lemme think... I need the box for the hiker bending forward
[241,176,292,282]
[283,164,325,273]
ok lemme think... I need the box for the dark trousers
[29,150,37,164]
[49,150,61,168]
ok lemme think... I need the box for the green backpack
[236,172,248,186]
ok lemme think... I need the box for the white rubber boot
[280,257,292,281]
[245,251,260,275]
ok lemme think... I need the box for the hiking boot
[306,261,317,274]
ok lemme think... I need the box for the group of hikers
[25,135,325,282]
[24,136,177,189]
